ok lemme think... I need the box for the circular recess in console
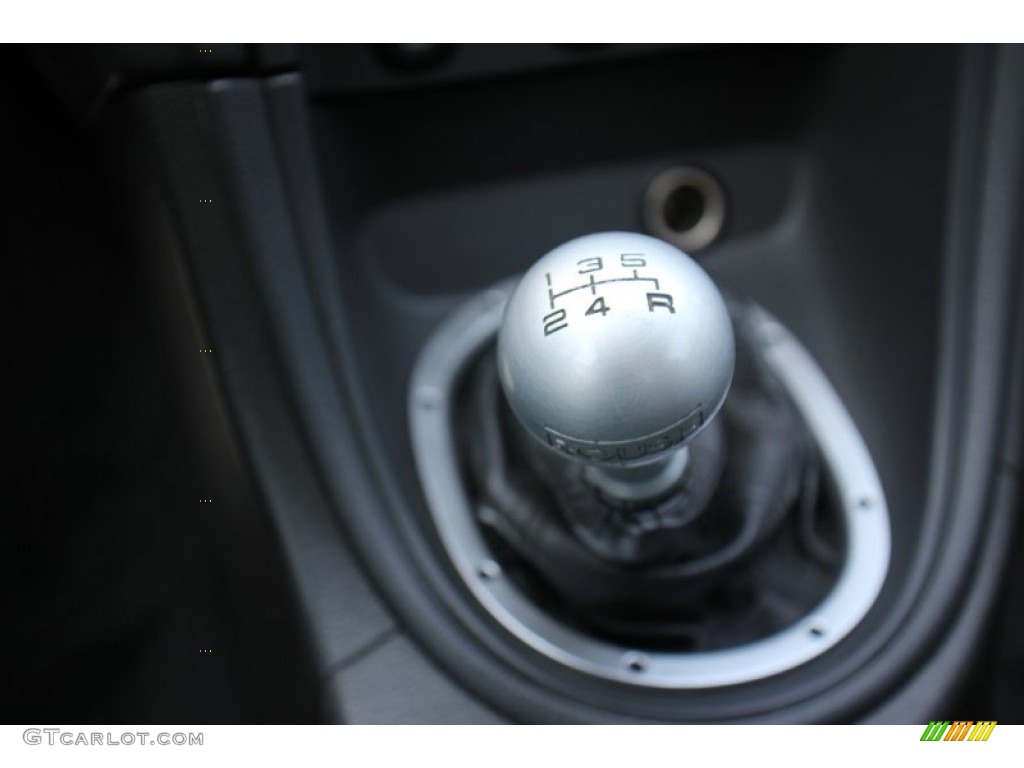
[644,166,727,253]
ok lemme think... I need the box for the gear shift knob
[497,232,735,502]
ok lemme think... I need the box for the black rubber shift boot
[457,300,844,650]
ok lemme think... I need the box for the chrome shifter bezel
[409,281,891,689]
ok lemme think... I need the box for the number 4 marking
[585,297,610,317]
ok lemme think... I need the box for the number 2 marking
[543,308,568,336]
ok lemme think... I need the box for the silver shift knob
[497,232,735,502]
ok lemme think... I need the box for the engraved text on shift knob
[497,232,735,466]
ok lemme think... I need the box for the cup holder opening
[644,166,726,254]
[663,183,706,234]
